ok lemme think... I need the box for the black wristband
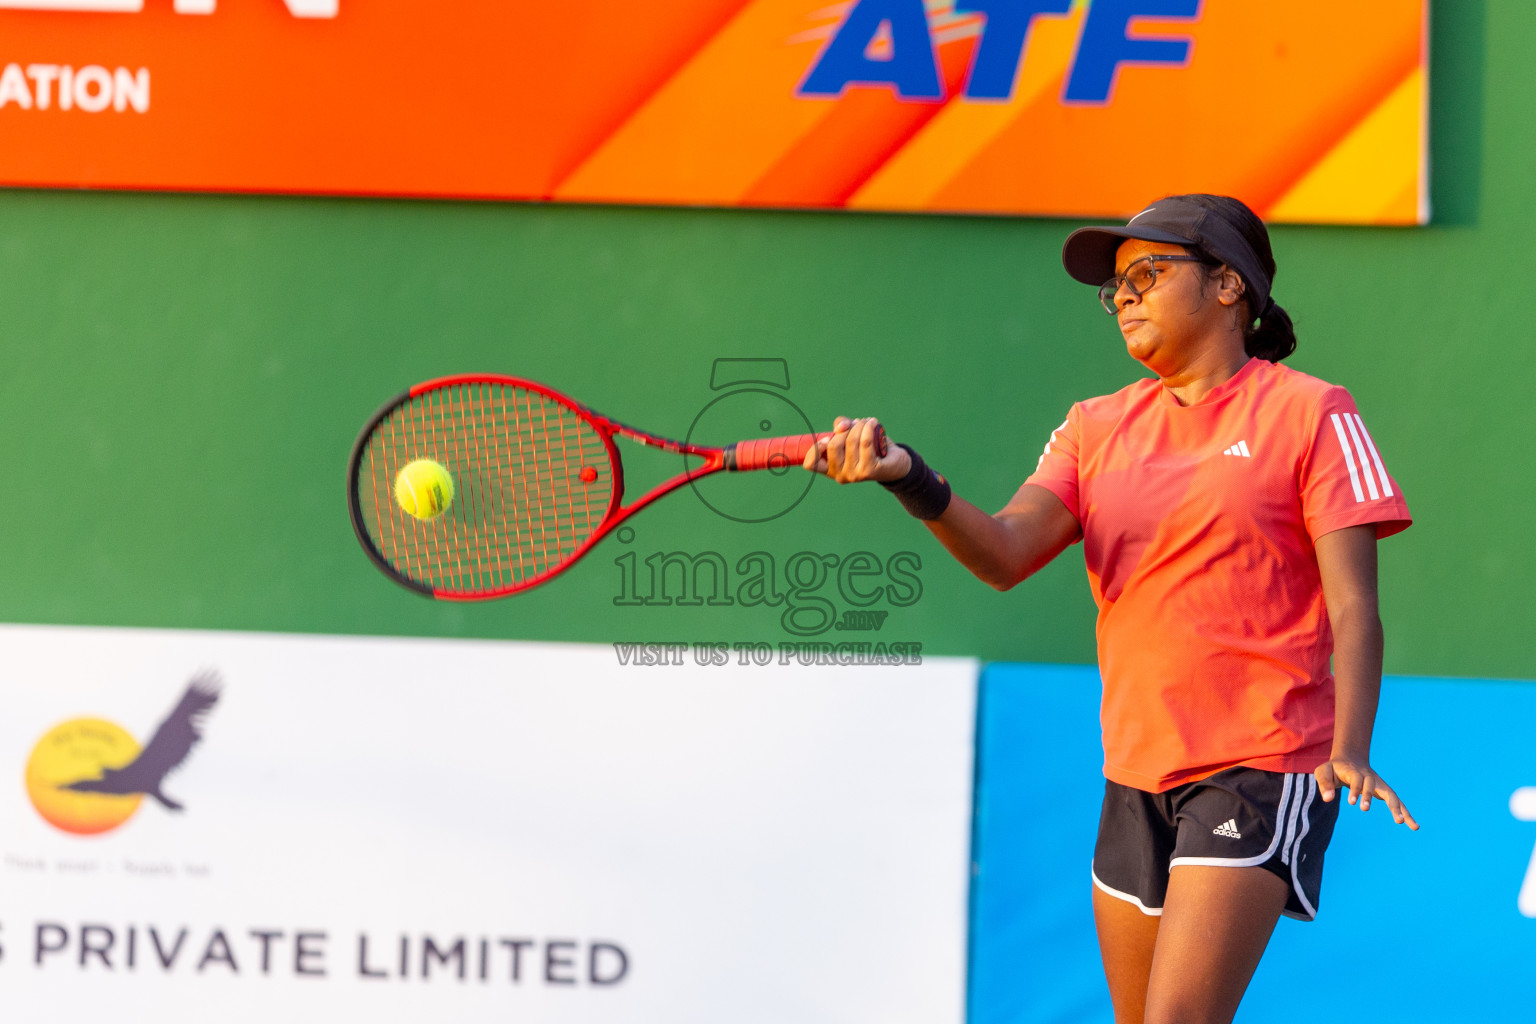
[880,443,952,521]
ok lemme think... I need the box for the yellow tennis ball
[394,459,455,520]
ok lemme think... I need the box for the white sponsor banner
[0,624,976,1023]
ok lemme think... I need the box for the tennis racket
[347,373,885,600]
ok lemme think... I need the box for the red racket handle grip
[726,425,888,472]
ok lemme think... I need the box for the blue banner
[969,665,1536,1023]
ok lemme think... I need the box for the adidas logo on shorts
[1212,818,1242,838]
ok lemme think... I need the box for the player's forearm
[922,495,1052,591]
[1328,597,1385,760]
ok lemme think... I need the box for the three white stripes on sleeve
[1036,412,1393,507]
[1329,412,1393,503]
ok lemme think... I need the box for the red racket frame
[348,373,858,601]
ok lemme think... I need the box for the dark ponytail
[1246,301,1296,363]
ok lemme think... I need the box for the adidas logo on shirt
[1222,441,1251,457]
[1213,818,1242,838]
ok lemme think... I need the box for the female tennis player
[804,194,1417,1024]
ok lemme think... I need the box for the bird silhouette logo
[25,673,222,835]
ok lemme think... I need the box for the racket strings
[358,382,614,594]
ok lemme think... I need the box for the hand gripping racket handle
[725,426,888,472]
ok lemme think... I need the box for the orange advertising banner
[0,0,1427,224]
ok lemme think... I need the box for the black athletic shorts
[1091,767,1340,921]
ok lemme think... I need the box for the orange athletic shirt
[1024,358,1411,793]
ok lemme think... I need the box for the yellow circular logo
[26,718,144,835]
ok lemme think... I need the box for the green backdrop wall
[0,2,1523,680]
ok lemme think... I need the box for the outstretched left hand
[1315,757,1419,830]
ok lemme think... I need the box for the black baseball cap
[1061,196,1272,317]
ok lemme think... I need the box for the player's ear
[1215,265,1246,308]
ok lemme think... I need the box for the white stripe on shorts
[1286,777,1321,920]
[1091,863,1164,917]
[1281,770,1306,866]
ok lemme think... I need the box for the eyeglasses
[1097,255,1213,315]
